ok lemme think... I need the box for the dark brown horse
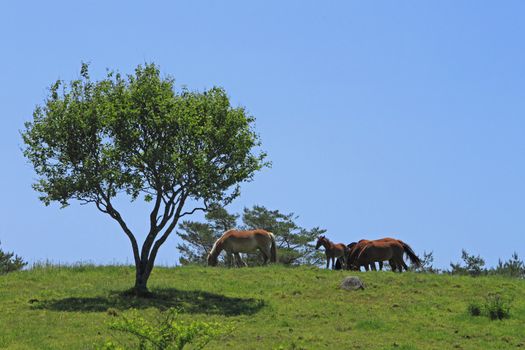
[349,238,421,272]
[346,238,397,271]
[315,235,348,270]
[207,229,277,267]
[336,241,387,271]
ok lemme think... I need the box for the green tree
[21,63,267,295]
[0,242,27,274]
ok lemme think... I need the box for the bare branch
[179,202,209,218]
[95,200,109,214]
[149,187,163,233]
[155,187,183,233]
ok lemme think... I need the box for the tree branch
[155,188,182,234]
[144,193,188,278]
[97,189,141,267]
[179,202,209,218]
[149,187,163,233]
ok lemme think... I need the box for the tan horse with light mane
[207,229,277,267]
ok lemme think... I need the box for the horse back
[223,229,272,240]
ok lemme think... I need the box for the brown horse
[207,229,277,267]
[346,238,398,271]
[315,235,348,270]
[349,238,421,272]
[334,241,379,271]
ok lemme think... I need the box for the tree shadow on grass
[31,288,266,316]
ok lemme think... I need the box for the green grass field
[1,265,524,349]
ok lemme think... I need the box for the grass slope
[1,265,524,349]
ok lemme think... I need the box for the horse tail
[269,232,277,263]
[346,242,360,269]
[355,244,369,266]
[399,241,421,267]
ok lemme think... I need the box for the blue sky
[1,1,524,269]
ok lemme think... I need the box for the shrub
[467,294,512,320]
[467,302,481,316]
[0,242,27,274]
[450,250,486,276]
[484,293,511,320]
[492,253,525,278]
[97,308,231,350]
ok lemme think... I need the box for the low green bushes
[468,293,512,320]
[97,308,231,350]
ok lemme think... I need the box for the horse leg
[260,247,270,265]
[235,253,247,267]
[387,260,396,271]
[227,253,234,268]
[326,256,330,269]
[338,256,345,270]
[261,252,269,265]
[231,253,239,267]
[370,262,377,271]
[233,253,240,267]
[394,257,404,273]
[379,261,384,271]
[238,253,246,267]
[390,260,397,272]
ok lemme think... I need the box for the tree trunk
[133,263,152,296]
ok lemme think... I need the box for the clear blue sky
[1,1,524,269]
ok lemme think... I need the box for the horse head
[207,252,218,266]
[315,235,325,249]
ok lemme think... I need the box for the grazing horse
[315,235,348,270]
[207,229,277,267]
[350,239,421,272]
[346,238,399,271]
[335,242,383,271]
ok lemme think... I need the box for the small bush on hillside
[467,302,481,316]
[0,242,27,274]
[485,293,511,320]
[467,293,512,320]
[450,250,486,276]
[96,308,231,350]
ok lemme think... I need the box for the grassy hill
[1,265,524,349]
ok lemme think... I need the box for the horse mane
[209,229,236,258]
[319,235,334,246]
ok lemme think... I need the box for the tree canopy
[22,63,268,294]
